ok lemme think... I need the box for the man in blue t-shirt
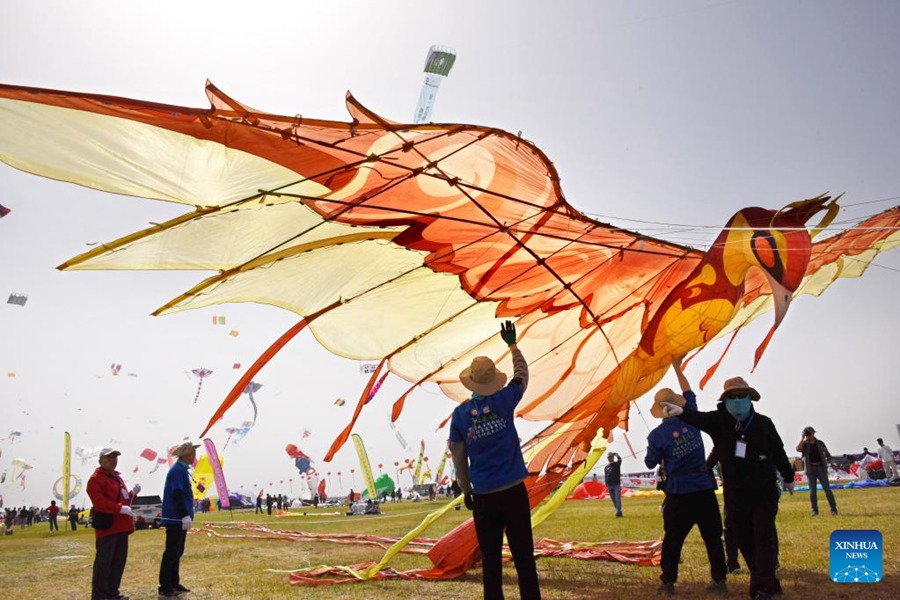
[645,357,727,596]
[158,441,198,598]
[449,320,540,600]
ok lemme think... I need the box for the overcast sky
[1,0,898,507]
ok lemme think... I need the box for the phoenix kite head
[724,194,838,365]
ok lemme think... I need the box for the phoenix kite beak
[751,272,795,369]
[767,273,793,331]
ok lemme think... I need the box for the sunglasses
[724,393,749,400]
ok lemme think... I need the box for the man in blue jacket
[158,441,199,597]
[646,357,727,596]
[449,320,540,600]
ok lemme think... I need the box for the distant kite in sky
[413,45,456,123]
[110,363,122,376]
[333,398,345,407]
[212,315,226,325]
[389,421,408,450]
[302,429,312,439]
[359,362,378,375]
[0,203,10,217]
[6,293,27,306]
[0,79,898,583]
[232,362,241,369]
[223,420,254,449]
[285,443,313,474]
[229,329,239,337]
[191,367,213,403]
[242,381,262,424]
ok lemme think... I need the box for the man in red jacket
[86,447,140,600]
[47,500,60,532]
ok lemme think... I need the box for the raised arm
[671,356,690,394]
[502,320,529,392]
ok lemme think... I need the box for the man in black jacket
[660,377,794,600]
[796,426,838,516]
[604,452,623,517]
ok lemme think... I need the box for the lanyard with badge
[734,413,755,458]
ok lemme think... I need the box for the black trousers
[472,482,541,600]
[723,501,740,569]
[730,491,781,597]
[49,516,58,531]
[159,525,187,592]
[660,489,727,585]
[92,532,129,600]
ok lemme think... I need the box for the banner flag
[203,438,230,508]
[351,434,378,500]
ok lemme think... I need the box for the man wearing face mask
[660,377,794,600]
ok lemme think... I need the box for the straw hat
[171,441,201,459]
[718,376,761,402]
[459,356,507,396]
[650,388,686,419]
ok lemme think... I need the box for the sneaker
[158,591,178,598]
[810,510,819,516]
[657,582,675,596]
[728,565,744,575]
[615,512,623,518]
[174,585,191,594]
[831,508,838,516]
[705,580,727,595]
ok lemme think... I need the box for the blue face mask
[725,395,752,421]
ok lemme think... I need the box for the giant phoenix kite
[1,81,898,582]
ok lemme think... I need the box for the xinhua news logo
[830,529,882,583]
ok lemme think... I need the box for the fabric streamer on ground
[200,522,661,585]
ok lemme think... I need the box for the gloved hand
[661,402,683,417]
[119,505,134,518]
[132,483,141,495]
[500,320,517,346]
[181,516,193,531]
[463,492,474,511]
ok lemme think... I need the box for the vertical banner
[412,440,426,485]
[202,438,230,509]
[62,431,71,511]
[351,434,378,500]
[434,449,449,485]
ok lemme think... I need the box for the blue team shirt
[448,381,529,493]
[162,460,194,523]
[645,390,716,494]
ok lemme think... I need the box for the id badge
[735,440,747,458]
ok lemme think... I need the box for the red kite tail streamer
[323,357,387,462]
[199,301,342,437]
[698,326,742,390]
[199,318,311,437]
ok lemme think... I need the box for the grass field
[2,487,898,599]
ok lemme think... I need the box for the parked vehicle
[131,494,163,529]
